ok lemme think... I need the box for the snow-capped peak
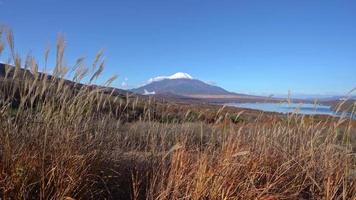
[148,72,193,83]
[168,72,193,79]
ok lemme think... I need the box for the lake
[225,102,345,117]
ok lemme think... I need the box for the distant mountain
[318,95,356,101]
[131,72,232,96]
[290,94,356,101]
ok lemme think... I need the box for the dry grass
[0,27,355,199]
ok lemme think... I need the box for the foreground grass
[0,28,355,199]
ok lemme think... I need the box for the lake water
[225,102,341,117]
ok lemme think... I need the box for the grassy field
[0,28,355,199]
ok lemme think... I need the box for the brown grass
[0,27,355,199]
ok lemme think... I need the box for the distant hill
[0,63,37,80]
[130,72,279,103]
[0,63,131,97]
[0,63,5,77]
[131,78,232,96]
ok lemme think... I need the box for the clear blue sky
[0,0,355,96]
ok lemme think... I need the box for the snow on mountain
[148,72,193,83]
[168,72,193,79]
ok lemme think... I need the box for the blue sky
[0,0,355,96]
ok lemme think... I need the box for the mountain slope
[131,78,232,95]
[0,63,131,97]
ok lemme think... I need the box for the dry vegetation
[0,27,355,199]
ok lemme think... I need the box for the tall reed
[0,27,355,199]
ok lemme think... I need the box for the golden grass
[0,27,355,199]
